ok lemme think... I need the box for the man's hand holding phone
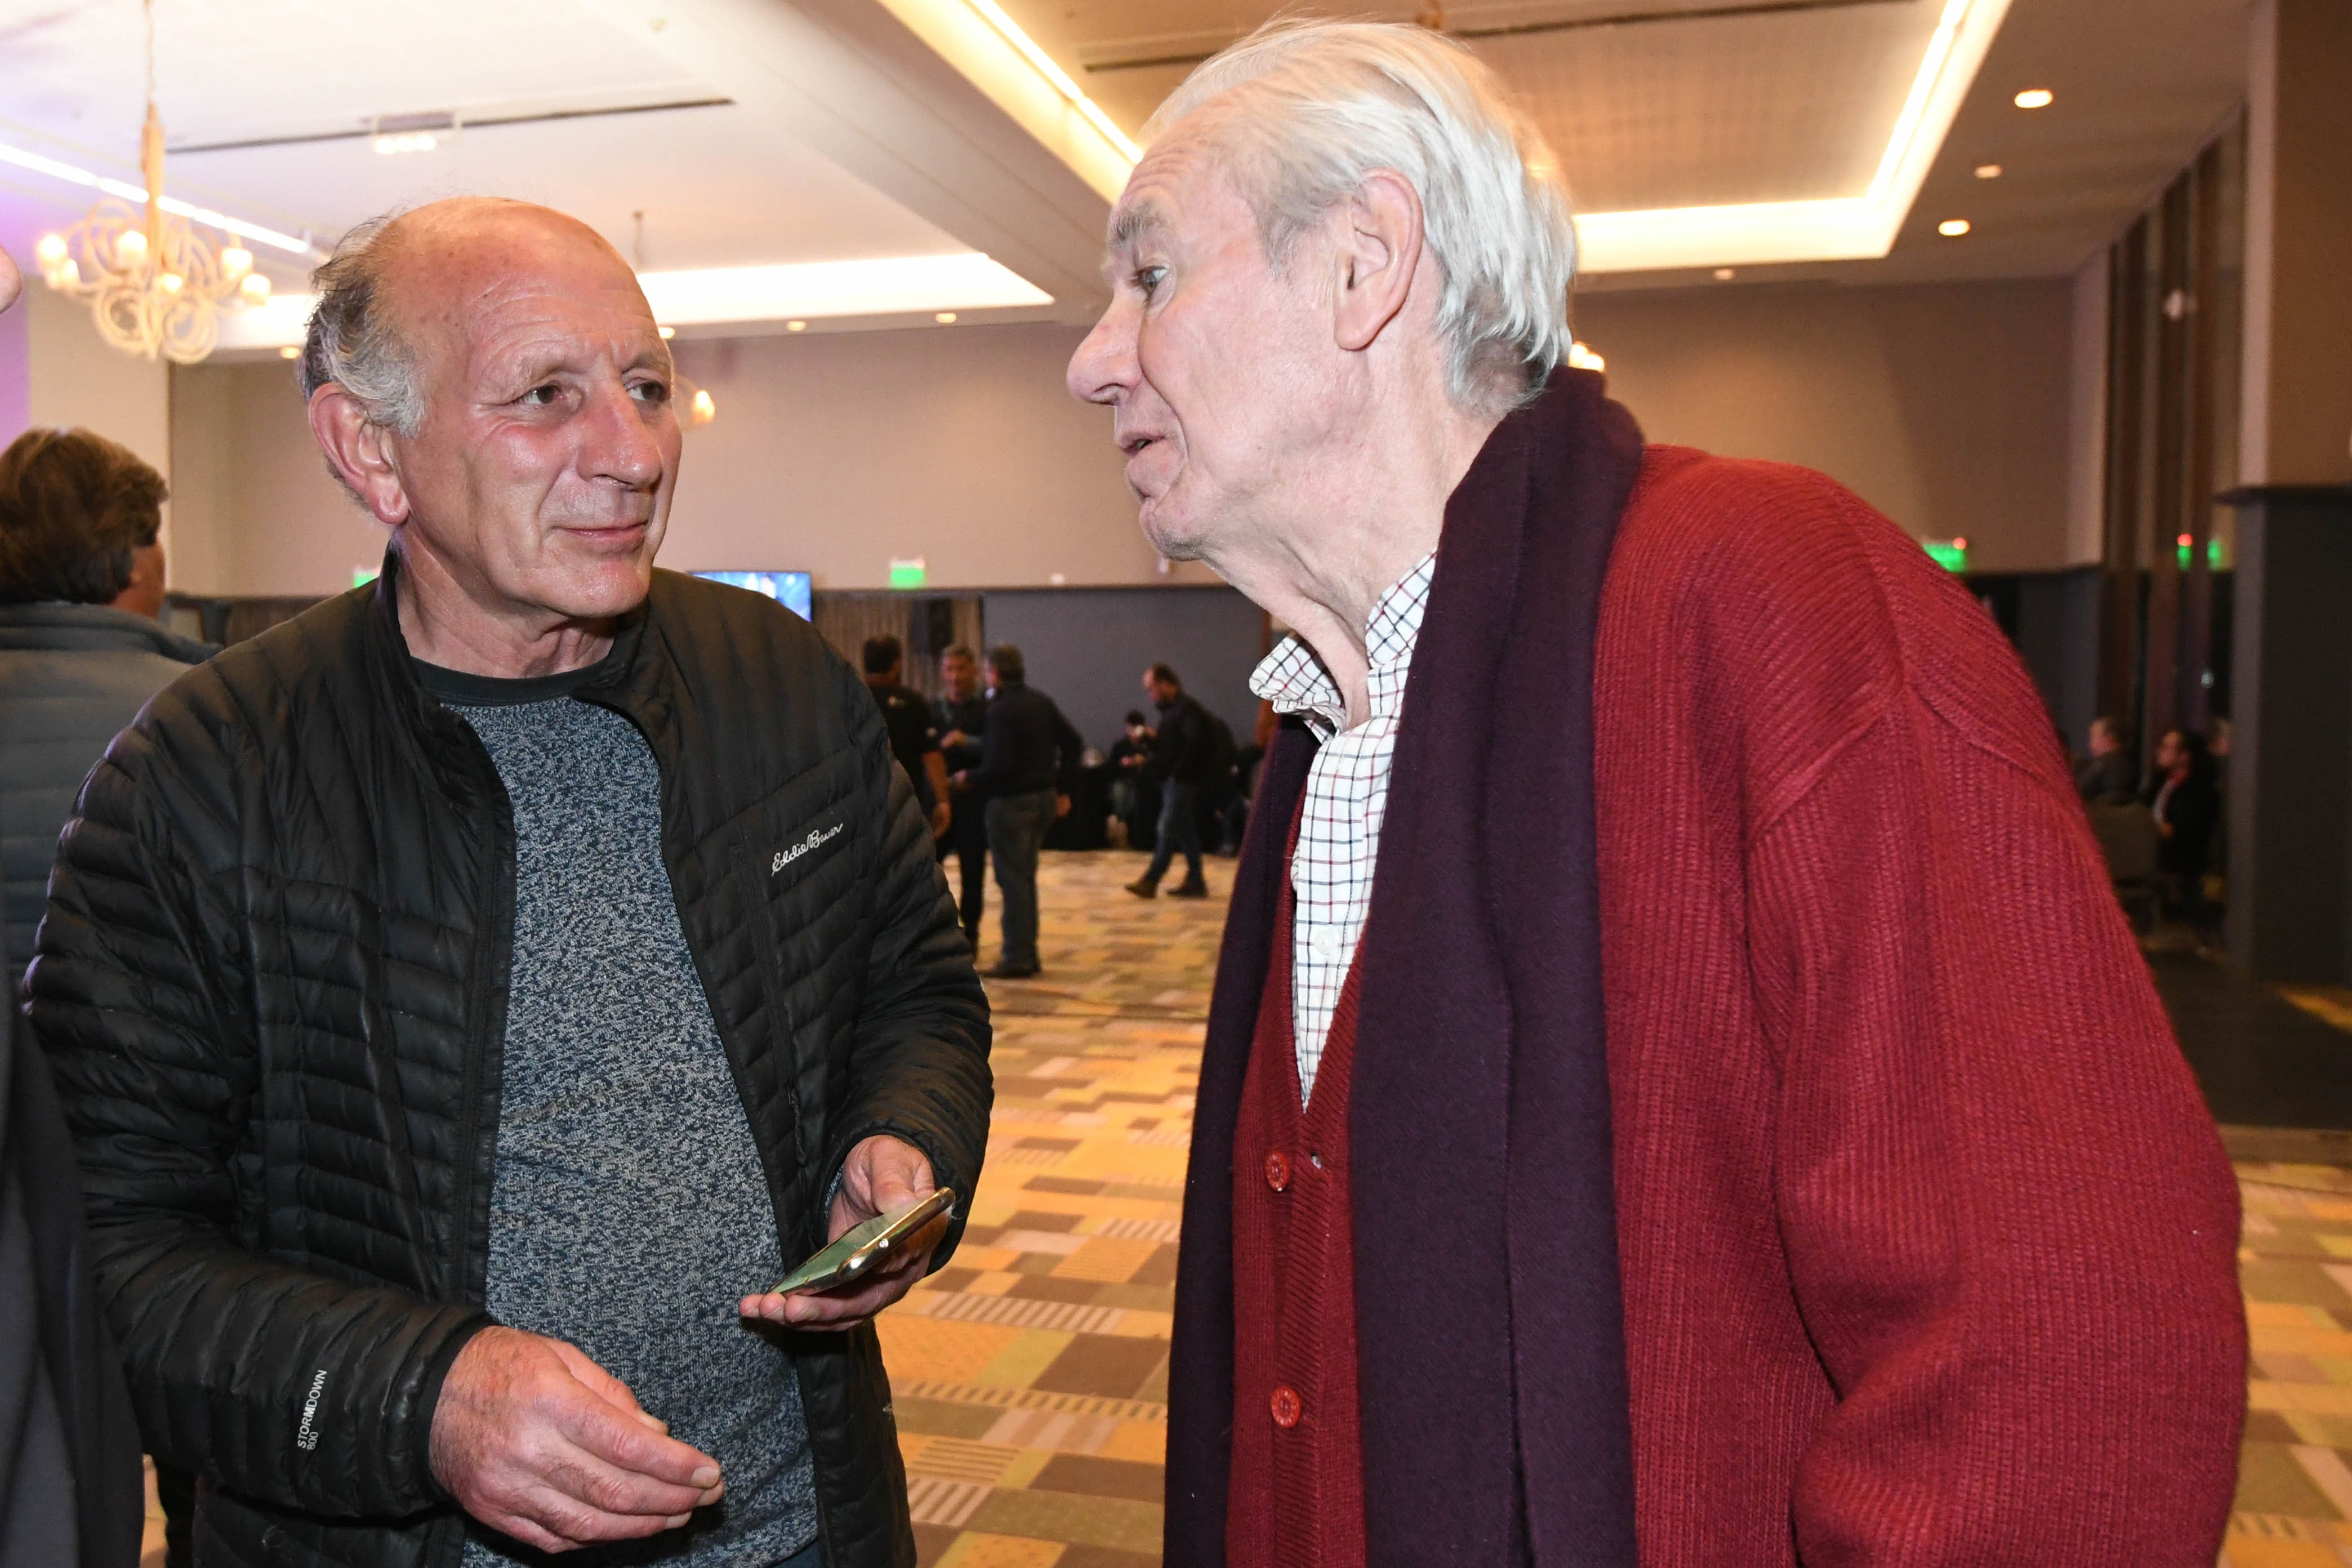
[738,1134,948,1330]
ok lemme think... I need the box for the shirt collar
[1249,551,1437,740]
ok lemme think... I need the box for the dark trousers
[1144,779,1204,885]
[985,789,1057,969]
[940,797,987,937]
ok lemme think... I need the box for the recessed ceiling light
[935,311,958,324]
[2014,88,2053,109]
[278,345,299,359]
[1975,163,2002,179]
[1939,218,1972,237]
[657,325,676,340]
[1713,267,1736,280]
[786,320,807,332]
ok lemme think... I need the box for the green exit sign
[1922,538,1968,573]
[888,557,927,590]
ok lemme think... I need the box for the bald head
[300,198,658,438]
[0,243,20,315]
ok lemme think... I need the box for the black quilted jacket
[25,564,992,1568]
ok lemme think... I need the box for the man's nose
[1067,297,1138,407]
[583,380,666,488]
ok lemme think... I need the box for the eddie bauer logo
[772,822,844,876]
[296,1368,328,1451]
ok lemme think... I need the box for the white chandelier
[34,0,272,364]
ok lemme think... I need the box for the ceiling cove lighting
[0,137,315,257]
[1540,0,2010,273]
[215,253,1052,351]
[870,0,1139,201]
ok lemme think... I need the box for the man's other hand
[930,800,952,839]
[1055,794,1072,818]
[429,1326,723,1555]
[739,1135,945,1332]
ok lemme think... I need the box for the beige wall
[2239,0,2352,486]
[168,279,2091,597]
[1576,275,2081,572]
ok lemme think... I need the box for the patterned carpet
[124,851,2352,1564]
[879,851,1224,1568]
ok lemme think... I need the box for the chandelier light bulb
[690,388,716,425]
[158,271,184,294]
[240,272,272,302]
[221,244,253,279]
[117,229,148,260]
[35,233,67,265]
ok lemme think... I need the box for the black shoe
[1168,879,1210,899]
[1124,877,1159,899]
[985,960,1040,979]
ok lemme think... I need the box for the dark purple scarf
[1165,368,1646,1566]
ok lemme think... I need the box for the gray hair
[297,213,425,437]
[1147,20,1577,412]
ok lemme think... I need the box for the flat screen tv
[694,570,813,621]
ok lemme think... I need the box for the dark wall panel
[982,586,1267,753]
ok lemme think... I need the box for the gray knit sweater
[431,667,817,1568]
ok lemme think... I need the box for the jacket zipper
[430,720,518,1568]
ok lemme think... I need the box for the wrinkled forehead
[1103,128,1246,265]
[389,208,661,372]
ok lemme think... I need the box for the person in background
[1125,662,1214,899]
[0,427,216,994]
[1108,709,1157,850]
[862,634,951,840]
[2076,714,2139,803]
[953,644,1080,979]
[2148,726,2222,930]
[28,198,990,1568]
[935,644,990,948]
[1067,21,2242,1566]
[0,236,146,1568]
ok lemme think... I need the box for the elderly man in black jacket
[25,199,991,1568]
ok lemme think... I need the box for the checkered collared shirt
[1248,553,1436,1104]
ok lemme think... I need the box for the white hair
[1147,19,1577,413]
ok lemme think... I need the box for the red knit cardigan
[1592,446,2247,1563]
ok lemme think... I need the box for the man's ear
[1331,168,1426,354]
[306,384,412,526]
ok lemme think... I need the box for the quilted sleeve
[26,720,489,1519]
[827,670,993,1268]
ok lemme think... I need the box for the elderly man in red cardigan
[1066,19,2245,1568]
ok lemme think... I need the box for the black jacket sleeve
[826,671,992,1266]
[28,724,490,1520]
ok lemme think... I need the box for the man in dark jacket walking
[0,427,215,994]
[1124,663,1215,899]
[933,645,990,947]
[951,644,1081,979]
[25,198,991,1568]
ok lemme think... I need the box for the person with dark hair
[862,634,951,840]
[934,644,991,947]
[2076,715,2138,804]
[954,644,1083,978]
[28,199,990,1568]
[0,427,215,991]
[1125,663,1215,899]
[1108,709,1159,852]
[0,238,148,1568]
[2147,727,2221,926]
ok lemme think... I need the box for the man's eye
[1134,265,1168,298]
[631,381,671,405]
[519,384,562,407]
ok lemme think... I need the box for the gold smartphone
[769,1189,957,1295]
